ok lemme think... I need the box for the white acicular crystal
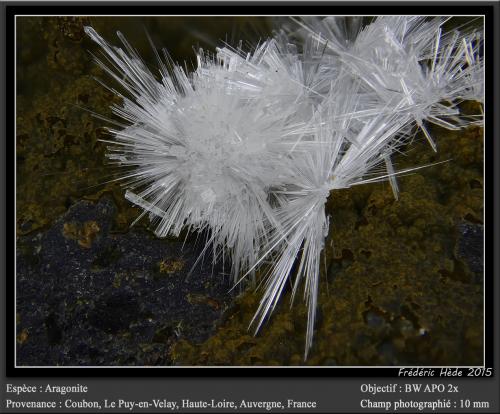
[85,16,483,359]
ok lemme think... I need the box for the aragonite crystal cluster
[85,16,483,358]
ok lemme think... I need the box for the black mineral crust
[17,196,235,366]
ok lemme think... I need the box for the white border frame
[14,13,487,369]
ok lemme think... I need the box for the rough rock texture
[16,17,484,366]
[16,197,235,366]
[456,222,484,276]
[171,125,484,366]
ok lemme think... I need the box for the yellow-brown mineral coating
[16,17,139,236]
[62,220,100,248]
[16,17,483,366]
[172,124,484,366]
[16,16,273,237]
[159,258,186,275]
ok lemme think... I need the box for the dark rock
[16,196,235,366]
[456,222,483,276]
